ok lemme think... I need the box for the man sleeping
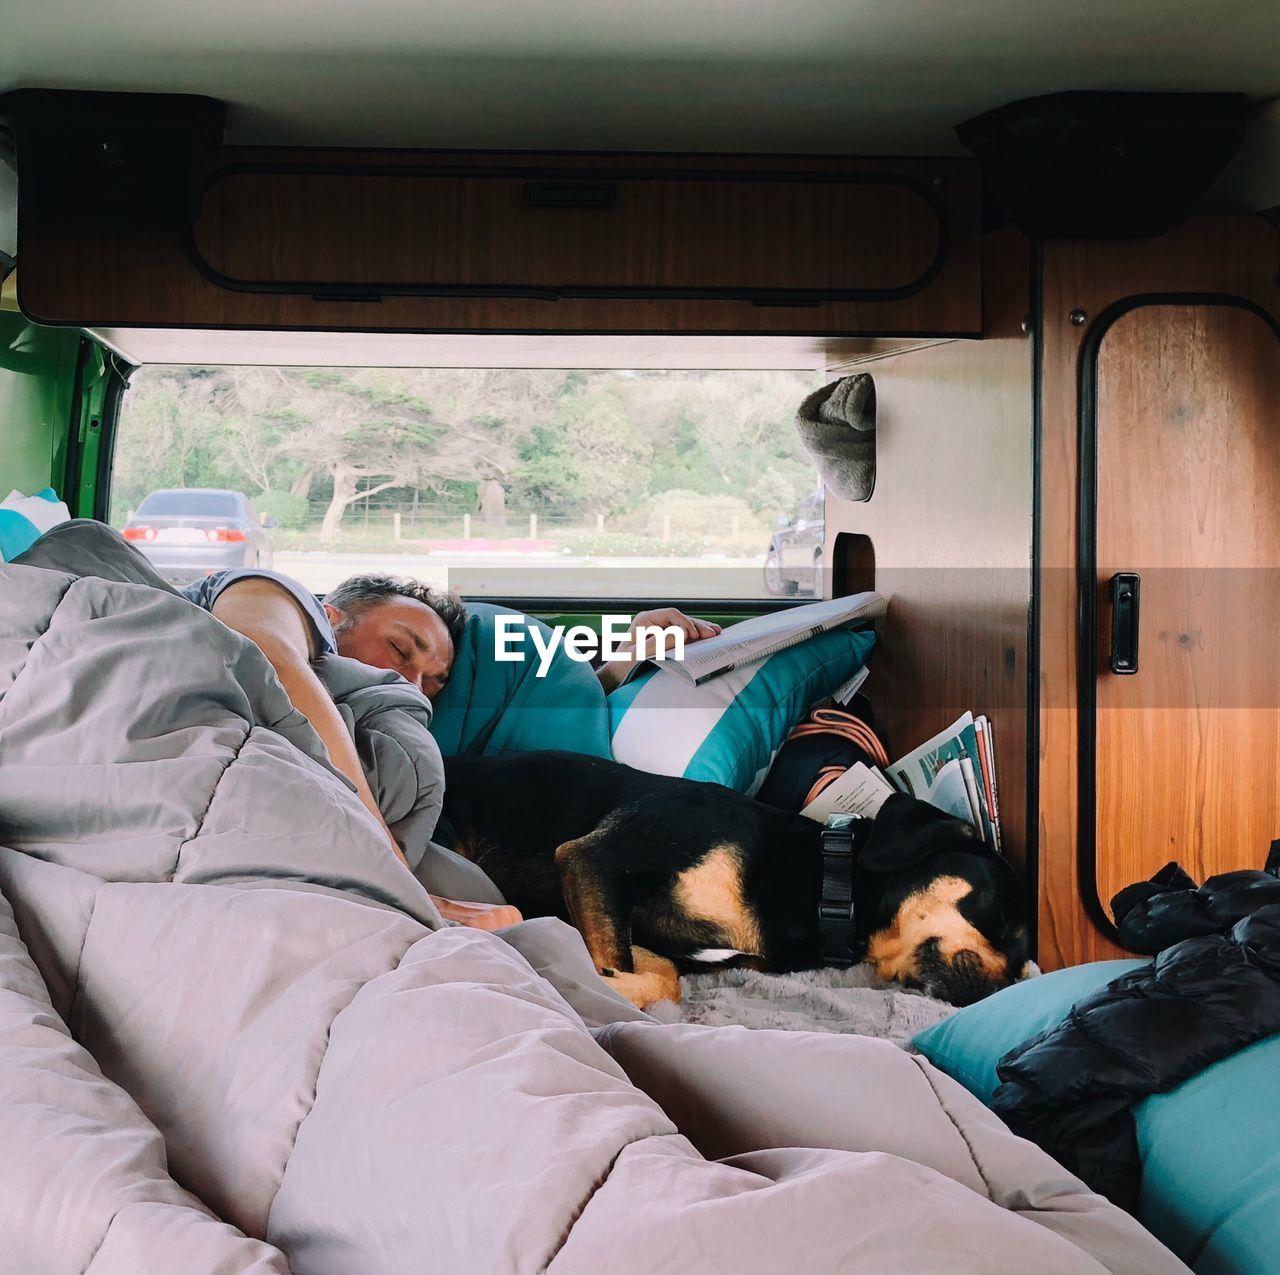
[182,566,719,928]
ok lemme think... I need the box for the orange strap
[786,707,889,770]
[803,765,851,810]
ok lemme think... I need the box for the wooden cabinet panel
[194,166,941,298]
[16,149,981,335]
[1038,218,1280,968]
[1091,304,1280,905]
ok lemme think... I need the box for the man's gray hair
[324,574,468,647]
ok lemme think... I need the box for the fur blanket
[664,964,957,1043]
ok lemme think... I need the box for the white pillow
[608,626,877,794]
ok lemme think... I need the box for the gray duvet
[0,529,1188,1274]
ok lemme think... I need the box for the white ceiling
[87,327,940,371]
[2,0,1278,155]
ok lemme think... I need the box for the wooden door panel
[1094,304,1280,904]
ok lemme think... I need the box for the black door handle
[1109,572,1141,674]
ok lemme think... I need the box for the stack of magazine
[799,711,1002,854]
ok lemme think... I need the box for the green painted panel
[69,341,111,519]
[0,311,79,499]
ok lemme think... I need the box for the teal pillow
[915,959,1280,1275]
[912,959,1146,1104]
[1137,1033,1280,1275]
[608,626,876,794]
[429,603,612,760]
[0,508,41,561]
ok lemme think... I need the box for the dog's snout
[914,943,1011,1007]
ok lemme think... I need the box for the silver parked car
[123,488,275,584]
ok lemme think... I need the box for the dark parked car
[122,488,275,584]
[763,489,824,596]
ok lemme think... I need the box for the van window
[110,365,823,600]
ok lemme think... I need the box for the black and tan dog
[440,751,1029,1009]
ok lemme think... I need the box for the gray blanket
[312,652,502,903]
[0,527,1187,1274]
[16,520,501,901]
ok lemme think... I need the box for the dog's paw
[603,969,681,1010]
[598,947,682,1010]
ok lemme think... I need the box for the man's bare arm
[211,578,408,857]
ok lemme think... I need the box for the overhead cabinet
[16,150,982,335]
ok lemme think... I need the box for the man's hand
[628,608,722,654]
[596,607,722,693]
[430,895,523,930]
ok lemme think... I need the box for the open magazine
[650,591,886,686]
[800,711,1002,854]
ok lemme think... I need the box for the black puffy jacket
[990,848,1280,1213]
[1111,841,1280,953]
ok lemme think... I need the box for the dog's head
[851,794,1030,1006]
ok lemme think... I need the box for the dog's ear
[857,793,979,874]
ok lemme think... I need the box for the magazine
[885,711,1001,852]
[973,715,1002,852]
[650,591,886,686]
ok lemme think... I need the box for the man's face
[325,596,455,699]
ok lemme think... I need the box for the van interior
[2,5,1278,1273]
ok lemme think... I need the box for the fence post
[596,513,604,532]
[661,513,672,543]
[529,513,538,539]
[393,512,402,541]
[463,512,471,539]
